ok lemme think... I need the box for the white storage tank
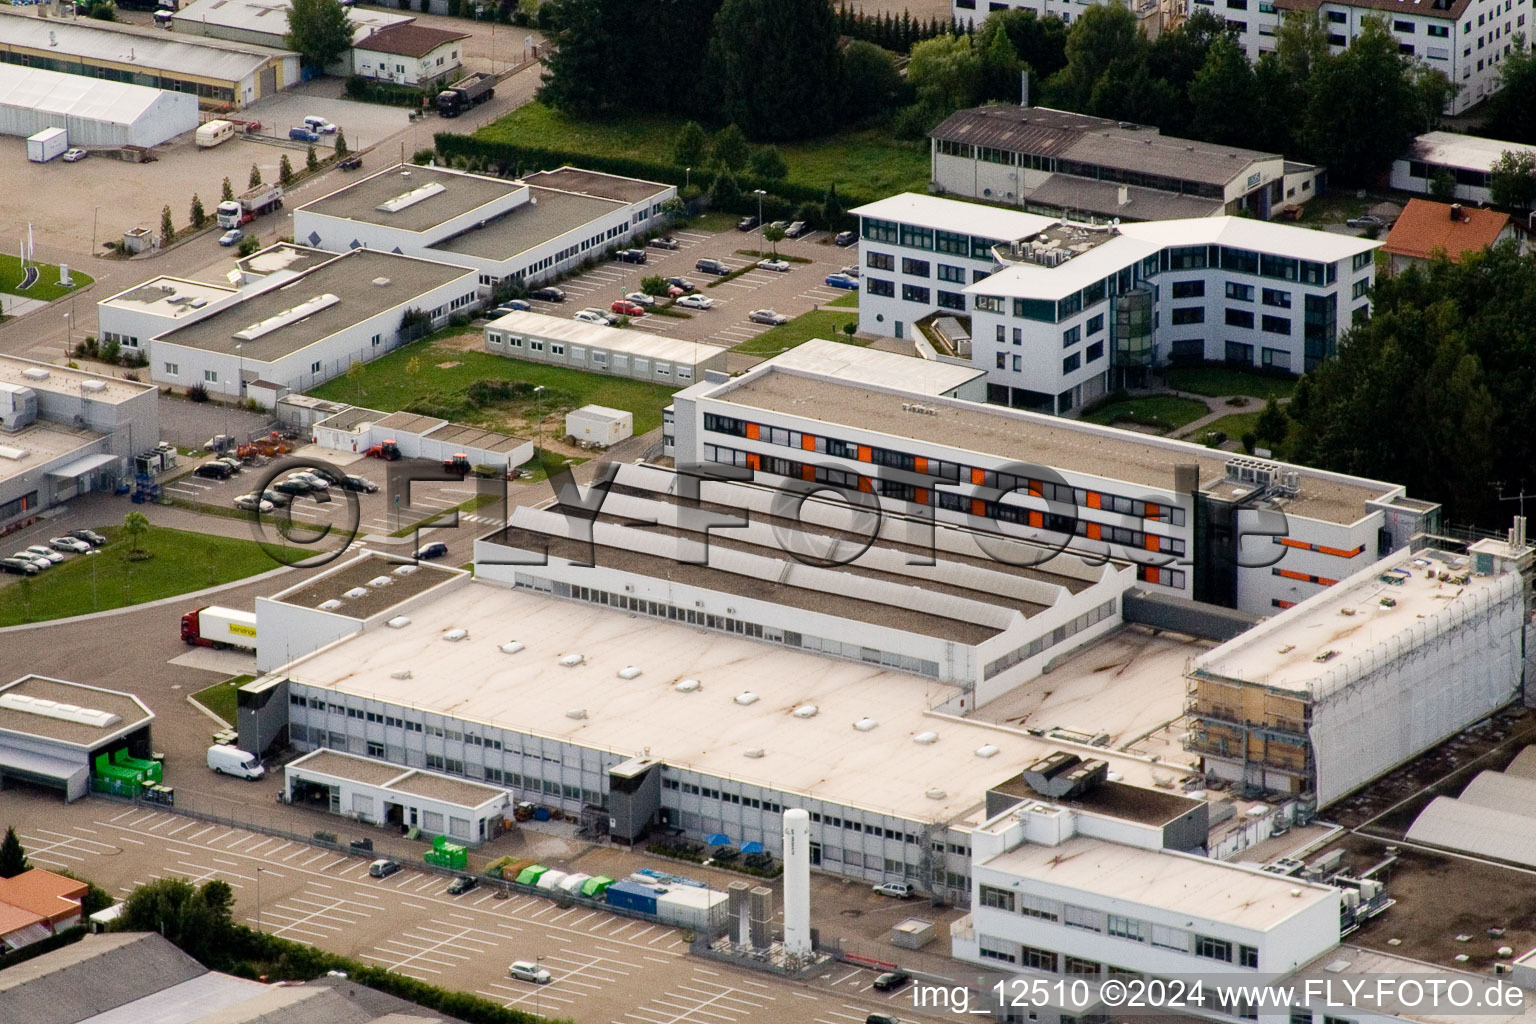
[564,404,633,448]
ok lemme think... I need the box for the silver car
[50,537,92,553]
[24,545,66,564]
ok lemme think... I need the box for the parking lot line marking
[833,968,860,985]
[164,821,195,836]
[608,921,636,937]
[186,826,216,842]
[399,900,427,910]
[472,891,495,905]
[695,968,719,976]
[791,991,819,1000]
[361,952,441,975]
[308,881,332,889]
[649,931,674,944]
[283,847,310,861]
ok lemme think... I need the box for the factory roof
[486,310,727,365]
[298,164,521,234]
[237,243,337,279]
[98,276,238,323]
[981,834,1337,930]
[763,337,984,397]
[0,64,188,130]
[288,748,509,809]
[710,367,1395,525]
[1290,946,1534,1024]
[281,581,1189,823]
[1024,173,1224,221]
[0,12,294,82]
[930,106,1282,187]
[268,551,462,620]
[0,425,108,489]
[0,355,155,404]
[351,23,469,57]
[1399,131,1536,172]
[521,167,673,205]
[171,0,415,44]
[1194,550,1515,694]
[367,411,528,453]
[851,192,1057,242]
[152,249,473,359]
[428,187,622,262]
[0,676,152,746]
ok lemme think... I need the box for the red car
[610,300,647,316]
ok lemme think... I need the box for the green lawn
[733,309,866,358]
[0,253,93,302]
[1195,410,1283,454]
[1167,367,1298,401]
[192,675,255,727]
[826,291,858,308]
[308,332,679,434]
[0,526,277,626]
[474,103,930,199]
[1083,395,1209,433]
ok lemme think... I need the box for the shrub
[188,384,209,402]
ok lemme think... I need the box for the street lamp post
[685,166,691,191]
[534,954,545,1019]
[256,866,265,932]
[62,312,72,359]
[753,189,766,257]
[532,385,545,464]
[88,550,98,611]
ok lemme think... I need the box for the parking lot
[519,226,860,351]
[6,793,951,1024]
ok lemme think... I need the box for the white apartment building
[1390,130,1536,204]
[669,356,1440,614]
[853,194,1377,412]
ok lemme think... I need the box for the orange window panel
[858,477,873,493]
[1028,511,1042,528]
[1086,523,1102,540]
[914,456,928,474]
[1277,568,1310,582]
[1276,600,1297,609]
[1319,544,1365,558]
[1318,576,1339,586]
[971,498,986,516]
[1086,492,1102,509]
[1027,481,1042,498]
[801,465,815,481]
[1143,567,1162,585]
[746,453,761,470]
[801,434,815,451]
[745,423,760,440]
[915,488,930,505]
[1144,534,1160,552]
[971,467,987,486]
[1145,502,1160,520]
[1279,538,1310,550]
[857,445,872,462]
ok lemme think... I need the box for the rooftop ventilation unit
[80,380,107,394]
[1224,455,1284,491]
[233,294,340,342]
[617,666,642,680]
[393,564,418,576]
[1021,750,1109,799]
[367,575,393,587]
[21,368,50,381]
[926,788,947,800]
[442,628,468,642]
[372,277,391,287]
[734,692,759,705]
[674,679,701,693]
[975,744,1000,758]
[913,731,939,745]
[343,587,369,599]
[376,181,446,213]
[318,599,344,611]
[744,748,764,758]
[0,693,122,728]
[559,653,585,667]
[500,641,525,654]
[0,447,27,461]
[385,615,411,628]
[566,708,588,720]
[391,669,412,679]
[853,717,878,732]
[792,704,818,719]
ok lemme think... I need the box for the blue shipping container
[604,880,663,915]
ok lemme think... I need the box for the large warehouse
[0,64,197,149]
[0,676,155,802]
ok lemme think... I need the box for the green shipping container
[581,875,614,897]
[515,864,548,885]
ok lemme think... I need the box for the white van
[207,744,264,779]
[303,115,337,134]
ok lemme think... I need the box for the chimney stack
[1450,203,1462,222]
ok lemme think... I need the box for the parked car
[865,1015,900,1024]
[338,154,364,171]
[50,537,92,553]
[824,272,859,289]
[204,434,235,453]
[218,229,244,247]
[446,875,478,895]
[623,291,656,307]
[756,258,790,273]
[840,265,860,279]
[530,287,566,302]
[368,859,401,879]
[508,960,552,984]
[1346,214,1385,229]
[615,248,648,264]
[303,115,337,134]
[61,148,89,163]
[24,545,65,565]
[195,461,233,480]
[287,471,329,490]
[675,294,714,310]
[258,489,292,508]
[69,529,107,547]
[12,551,52,570]
[416,542,449,560]
[769,220,788,231]
[748,309,789,326]
[573,309,610,325]
[695,258,731,275]
[872,969,912,992]
[666,276,696,293]
[288,126,320,143]
[233,494,275,513]
[495,299,533,312]
[216,456,243,474]
[835,230,856,246]
[648,235,680,250]
[737,215,759,231]
[610,299,647,317]
[0,557,38,576]
[272,478,316,497]
[338,474,378,493]
[785,221,808,238]
[873,881,913,899]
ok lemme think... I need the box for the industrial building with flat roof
[0,63,198,149]
[485,310,728,385]
[293,164,675,292]
[0,13,299,109]
[0,676,155,802]
[284,748,510,844]
[97,277,241,353]
[172,0,417,75]
[148,248,477,399]
[307,406,532,470]
[669,352,1438,615]
[1390,131,1536,206]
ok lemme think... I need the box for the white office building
[484,310,728,386]
[1390,130,1536,204]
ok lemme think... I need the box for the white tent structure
[0,64,198,149]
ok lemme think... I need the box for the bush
[188,384,209,403]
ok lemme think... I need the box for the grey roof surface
[271,553,459,620]
[1405,796,1536,868]
[0,933,208,1024]
[0,12,294,82]
[429,187,622,261]
[1025,174,1224,221]
[350,24,469,57]
[81,971,268,1024]
[299,165,520,233]
[0,676,151,746]
[521,167,671,205]
[931,105,1280,187]
[1504,745,1536,779]
[1456,769,1536,814]
[155,250,472,359]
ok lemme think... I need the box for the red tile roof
[353,24,470,58]
[0,870,87,924]
[1381,198,1510,263]
[0,901,44,936]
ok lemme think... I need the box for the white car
[286,471,330,491]
[748,309,789,326]
[840,265,860,278]
[303,116,338,134]
[756,259,790,273]
[675,294,714,310]
[873,881,913,899]
[12,552,52,571]
[49,537,92,553]
[573,309,611,325]
[624,291,656,307]
[508,960,552,984]
[24,545,67,564]
[62,148,89,163]
[233,494,276,513]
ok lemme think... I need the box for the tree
[279,154,294,187]
[120,878,234,964]
[221,177,235,202]
[248,163,262,189]
[989,8,1068,82]
[1046,4,1144,114]
[748,145,788,183]
[711,124,750,173]
[908,33,983,112]
[122,510,150,557]
[536,0,639,116]
[708,171,740,207]
[334,128,348,157]
[840,40,906,121]
[762,222,785,256]
[160,205,175,244]
[0,826,29,878]
[1255,400,1289,450]
[824,184,844,228]
[190,194,206,230]
[1489,149,1536,210]
[285,0,352,71]
[1429,169,1457,202]
[1483,38,1536,143]
[237,235,261,257]
[977,18,1024,104]
[707,0,840,139]
[673,120,709,168]
[640,275,668,296]
[306,144,319,172]
[1190,37,1257,148]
